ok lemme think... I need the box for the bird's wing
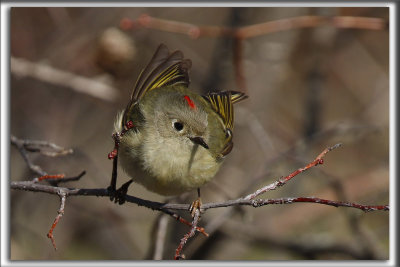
[131,43,192,102]
[122,44,191,126]
[203,91,248,158]
[202,91,248,131]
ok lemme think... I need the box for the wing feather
[122,44,192,126]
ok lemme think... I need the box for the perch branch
[11,142,389,255]
[11,143,388,213]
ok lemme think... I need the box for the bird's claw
[108,179,133,205]
[189,197,202,217]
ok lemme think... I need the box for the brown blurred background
[10,7,389,260]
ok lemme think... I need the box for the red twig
[174,209,201,260]
[47,192,67,250]
[33,171,86,185]
[169,212,208,237]
[35,174,65,182]
[244,143,342,200]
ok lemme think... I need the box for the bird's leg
[108,153,133,204]
[107,120,135,203]
[107,131,121,200]
[189,188,202,217]
[113,179,133,205]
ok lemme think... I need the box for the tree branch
[11,138,389,256]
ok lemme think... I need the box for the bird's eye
[172,120,184,131]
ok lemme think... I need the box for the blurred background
[10,7,389,260]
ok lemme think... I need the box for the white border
[389,3,396,267]
[1,1,395,267]
[1,2,10,267]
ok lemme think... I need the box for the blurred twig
[11,57,120,102]
[122,14,387,39]
[152,214,169,260]
[235,15,387,39]
[11,134,73,176]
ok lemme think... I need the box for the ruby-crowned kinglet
[112,44,247,198]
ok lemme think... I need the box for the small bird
[110,44,247,214]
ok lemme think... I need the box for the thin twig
[11,135,73,157]
[174,208,201,260]
[33,171,87,186]
[11,135,47,176]
[244,143,342,200]
[166,210,208,237]
[47,191,67,250]
[11,135,82,183]
[249,197,389,212]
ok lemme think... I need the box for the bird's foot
[107,179,133,205]
[189,197,202,218]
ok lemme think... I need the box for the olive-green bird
[111,44,247,208]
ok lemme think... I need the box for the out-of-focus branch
[10,57,120,102]
[120,14,387,94]
[235,15,388,39]
[121,14,387,39]
[152,214,169,260]
[120,14,234,39]
[11,134,73,176]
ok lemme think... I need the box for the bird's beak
[189,136,209,149]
